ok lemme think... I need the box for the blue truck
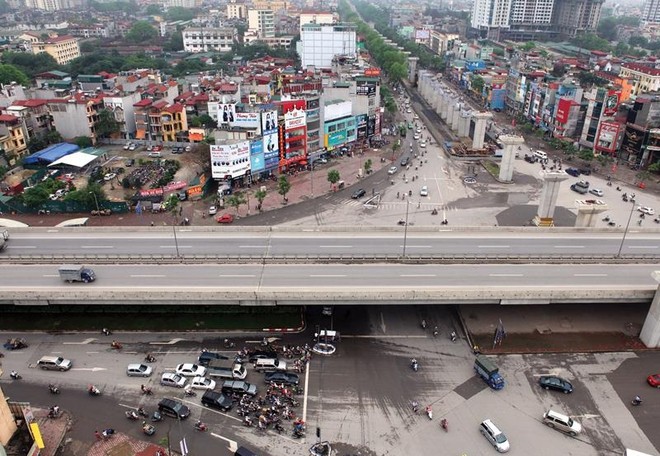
[474,355,504,390]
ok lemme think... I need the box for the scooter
[194,420,207,432]
[142,422,156,435]
[48,406,61,418]
[632,396,642,406]
[441,418,448,432]
[125,410,139,420]
[151,410,162,422]
[411,359,419,372]
[49,384,60,394]
[145,354,156,363]
[102,429,115,440]
[450,331,457,342]
[224,339,235,349]
[9,370,21,380]
[88,385,101,396]
[110,341,122,350]
[101,328,112,336]
[421,319,427,329]
[426,406,433,420]
[141,385,153,395]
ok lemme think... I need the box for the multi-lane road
[4,230,660,257]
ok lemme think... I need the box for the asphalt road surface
[1,306,659,456]
[5,230,660,257]
[0,263,657,291]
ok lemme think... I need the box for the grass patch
[0,305,301,332]
[482,160,500,177]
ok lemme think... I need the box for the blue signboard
[250,140,265,173]
[327,131,347,148]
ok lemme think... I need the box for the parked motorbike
[431,208,438,215]
[433,326,438,337]
[101,429,115,440]
[194,420,207,432]
[126,410,139,421]
[142,421,156,436]
[49,384,60,394]
[450,331,457,342]
[101,328,112,336]
[137,407,148,417]
[426,405,433,420]
[145,354,156,363]
[48,406,61,419]
[110,341,122,350]
[224,338,235,349]
[602,216,610,222]
[411,358,419,372]
[151,411,162,422]
[9,370,21,380]
[421,319,427,329]
[88,385,101,396]
[632,396,642,406]
[141,385,153,395]
[184,386,197,397]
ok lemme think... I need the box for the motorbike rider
[411,358,418,369]
[633,395,642,405]
[433,326,438,337]
[411,400,419,413]
[421,319,427,329]
[10,370,19,379]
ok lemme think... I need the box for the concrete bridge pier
[498,135,524,182]
[533,171,569,226]
[471,112,493,150]
[641,272,660,347]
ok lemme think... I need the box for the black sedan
[565,168,581,177]
[539,376,573,393]
[265,371,300,386]
[351,188,366,199]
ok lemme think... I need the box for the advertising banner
[356,80,377,96]
[284,108,306,130]
[263,133,280,170]
[280,99,306,114]
[604,90,620,117]
[367,116,376,137]
[364,67,381,77]
[250,139,265,173]
[210,141,250,179]
[218,103,236,125]
[233,112,260,128]
[326,131,347,148]
[595,121,621,153]
[261,110,278,135]
[555,98,572,124]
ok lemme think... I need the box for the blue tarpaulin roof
[23,143,80,165]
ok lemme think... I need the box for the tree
[73,136,93,149]
[327,169,340,188]
[125,21,159,44]
[364,159,372,174]
[0,64,29,86]
[226,191,246,215]
[21,186,49,208]
[145,4,162,14]
[164,31,184,52]
[64,182,106,209]
[1,52,58,79]
[27,130,62,153]
[648,160,660,174]
[166,6,195,21]
[578,149,594,162]
[254,188,267,211]
[521,41,536,52]
[95,109,120,139]
[277,175,291,203]
[471,75,485,95]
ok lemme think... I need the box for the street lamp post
[616,201,638,259]
[172,213,180,258]
[402,199,410,257]
[310,158,314,197]
[88,191,100,213]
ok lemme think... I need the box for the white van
[533,150,548,161]
[254,358,286,372]
[480,419,510,452]
[543,409,582,436]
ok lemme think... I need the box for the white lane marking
[319,245,353,248]
[574,274,607,277]
[149,338,185,345]
[628,245,658,249]
[71,367,107,371]
[219,274,256,278]
[572,414,601,419]
[159,245,191,249]
[210,433,239,452]
[400,274,437,277]
[342,335,427,339]
[43,274,59,278]
[81,245,114,249]
[399,245,431,248]
[489,273,523,277]
[131,274,166,278]
[63,338,96,345]
[239,245,267,248]
[302,359,310,424]
[310,274,347,278]
[478,245,510,248]
[554,245,584,248]
[8,245,36,249]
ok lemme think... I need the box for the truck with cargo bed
[58,265,96,283]
[474,355,504,390]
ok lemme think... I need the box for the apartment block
[182,27,236,53]
[298,23,356,69]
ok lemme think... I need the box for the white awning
[55,217,89,227]
[48,152,98,168]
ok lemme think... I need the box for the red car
[216,214,234,224]
[152,145,163,152]
[648,374,660,388]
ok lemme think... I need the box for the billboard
[604,90,620,117]
[364,68,380,77]
[250,139,265,173]
[261,110,278,135]
[284,108,306,130]
[555,98,572,124]
[326,131,347,148]
[356,80,377,96]
[233,112,260,128]
[595,121,621,153]
[218,103,236,125]
[263,133,279,169]
[280,99,306,114]
[210,141,250,179]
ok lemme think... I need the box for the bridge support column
[640,271,660,347]
[533,171,569,226]
[498,135,524,182]
[471,112,493,150]
[574,200,608,227]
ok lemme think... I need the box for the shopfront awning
[135,130,146,139]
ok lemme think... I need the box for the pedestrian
[95,430,102,441]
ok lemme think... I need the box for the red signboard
[555,98,572,124]
[364,68,381,77]
[279,100,306,115]
[595,121,622,153]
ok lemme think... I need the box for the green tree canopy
[73,136,93,149]
[125,21,159,44]
[327,169,340,187]
[0,63,29,86]
[95,109,120,139]
[2,52,59,79]
[277,175,291,202]
[166,6,195,21]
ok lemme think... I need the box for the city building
[553,0,604,38]
[0,114,29,165]
[618,63,660,99]
[47,93,103,143]
[182,27,236,53]
[248,9,275,38]
[20,33,80,65]
[299,11,335,32]
[277,99,307,170]
[227,0,248,19]
[5,99,52,141]
[102,91,143,139]
[133,99,188,143]
[298,23,356,69]
[642,0,660,24]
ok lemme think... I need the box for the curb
[262,308,306,333]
